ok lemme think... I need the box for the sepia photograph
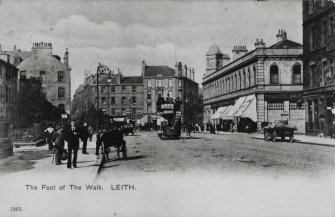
[0,0,335,216]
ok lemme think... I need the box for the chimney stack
[255,38,266,49]
[232,46,248,61]
[64,48,69,67]
[183,65,188,77]
[276,29,287,42]
[175,62,182,76]
[192,68,195,81]
[141,60,146,77]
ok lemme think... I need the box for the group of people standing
[44,121,94,169]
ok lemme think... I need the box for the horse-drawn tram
[156,96,182,140]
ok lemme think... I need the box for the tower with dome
[205,43,230,76]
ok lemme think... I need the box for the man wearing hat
[52,126,65,165]
[65,120,80,168]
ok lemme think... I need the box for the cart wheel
[272,130,277,142]
[264,131,268,141]
[101,143,109,163]
[117,147,120,159]
[122,146,127,160]
[290,135,294,143]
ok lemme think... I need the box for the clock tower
[205,43,228,76]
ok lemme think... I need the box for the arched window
[253,65,257,85]
[292,65,301,84]
[270,65,279,84]
[243,70,246,89]
[234,74,237,91]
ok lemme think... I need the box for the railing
[12,126,45,143]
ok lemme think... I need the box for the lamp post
[185,97,188,125]
[96,63,112,131]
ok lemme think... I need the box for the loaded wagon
[263,120,297,142]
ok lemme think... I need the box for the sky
[0,0,302,96]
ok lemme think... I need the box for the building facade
[303,0,335,136]
[72,70,144,125]
[0,55,18,158]
[203,30,305,133]
[142,61,199,126]
[0,42,71,114]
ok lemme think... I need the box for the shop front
[265,92,305,133]
[305,91,335,136]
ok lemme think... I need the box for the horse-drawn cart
[98,130,127,162]
[263,120,297,142]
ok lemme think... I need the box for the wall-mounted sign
[161,104,174,110]
[265,93,302,101]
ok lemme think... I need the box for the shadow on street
[0,150,51,174]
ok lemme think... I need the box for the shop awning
[224,96,247,120]
[218,105,233,119]
[234,95,257,122]
[210,106,227,120]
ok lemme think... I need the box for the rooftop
[144,65,175,77]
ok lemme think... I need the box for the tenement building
[0,55,18,158]
[72,69,144,125]
[142,61,199,126]
[303,0,335,136]
[202,30,305,133]
[0,42,71,114]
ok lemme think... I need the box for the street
[99,131,335,178]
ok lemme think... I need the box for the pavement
[0,135,101,180]
[200,130,335,147]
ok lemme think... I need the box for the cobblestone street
[99,131,335,178]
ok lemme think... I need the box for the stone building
[202,30,305,133]
[72,69,144,126]
[303,0,335,136]
[0,42,71,114]
[142,61,199,126]
[0,55,18,158]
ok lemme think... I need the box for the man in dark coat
[51,127,65,165]
[80,122,90,154]
[65,120,80,168]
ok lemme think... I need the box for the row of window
[267,102,305,110]
[0,66,17,82]
[308,0,328,14]
[269,64,301,84]
[146,90,176,99]
[204,65,257,97]
[97,85,138,93]
[310,13,335,50]
[147,79,181,88]
[19,71,65,82]
[309,59,335,88]
[0,85,17,104]
[109,107,137,115]
[96,96,137,105]
[204,64,302,98]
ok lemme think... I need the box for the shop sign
[161,103,174,110]
[265,93,302,101]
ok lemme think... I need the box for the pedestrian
[187,123,193,137]
[80,122,89,154]
[52,127,65,165]
[44,124,54,150]
[88,124,94,142]
[65,120,80,169]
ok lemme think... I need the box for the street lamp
[96,63,112,131]
[185,97,188,125]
